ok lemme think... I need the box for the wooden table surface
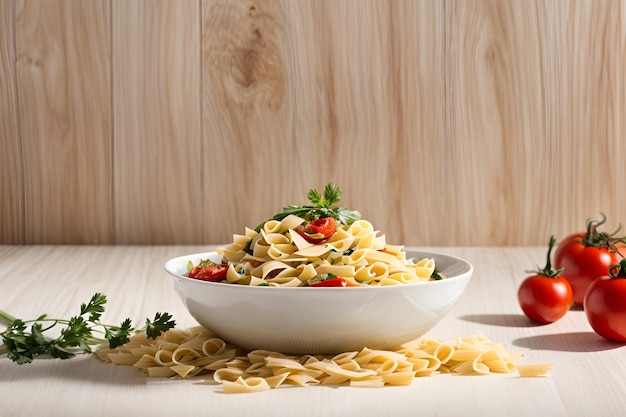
[1,245,625,417]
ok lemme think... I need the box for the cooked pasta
[190,216,440,287]
[96,328,553,393]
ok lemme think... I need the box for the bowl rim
[164,250,473,290]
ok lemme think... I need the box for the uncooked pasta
[96,327,552,393]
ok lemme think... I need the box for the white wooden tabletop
[1,245,625,417]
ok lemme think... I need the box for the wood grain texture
[14,0,112,244]
[0,0,23,243]
[113,0,202,244]
[445,0,624,245]
[201,0,292,243]
[1,0,625,245]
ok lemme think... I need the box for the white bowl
[165,251,472,354]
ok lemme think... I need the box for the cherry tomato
[309,217,336,237]
[297,217,337,244]
[554,215,626,306]
[518,236,573,324]
[583,259,626,342]
[189,263,228,282]
[310,277,360,287]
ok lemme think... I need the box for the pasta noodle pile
[212,216,437,286]
[95,326,552,393]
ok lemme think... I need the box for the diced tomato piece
[309,217,336,238]
[310,277,359,287]
[192,263,228,282]
[296,217,337,244]
[379,248,398,256]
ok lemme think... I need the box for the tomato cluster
[518,215,626,342]
[553,215,626,306]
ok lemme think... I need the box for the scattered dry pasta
[95,327,552,393]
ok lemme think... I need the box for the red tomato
[188,266,200,278]
[518,236,573,324]
[310,277,360,287]
[583,260,626,342]
[296,217,337,244]
[518,276,573,323]
[554,215,626,306]
[309,217,337,237]
[190,263,228,282]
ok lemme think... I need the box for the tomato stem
[581,213,623,249]
[608,259,626,279]
[528,236,564,278]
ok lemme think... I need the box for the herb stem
[0,308,17,326]
[1,293,175,364]
[0,309,16,358]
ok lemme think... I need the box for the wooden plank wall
[1,0,624,246]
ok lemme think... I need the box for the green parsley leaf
[145,312,176,340]
[0,293,176,364]
[255,183,361,232]
[80,293,107,322]
[104,318,133,349]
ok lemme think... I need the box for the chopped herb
[431,270,443,281]
[197,259,216,269]
[307,273,338,286]
[244,239,254,255]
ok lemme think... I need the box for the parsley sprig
[0,293,175,365]
[255,183,361,232]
